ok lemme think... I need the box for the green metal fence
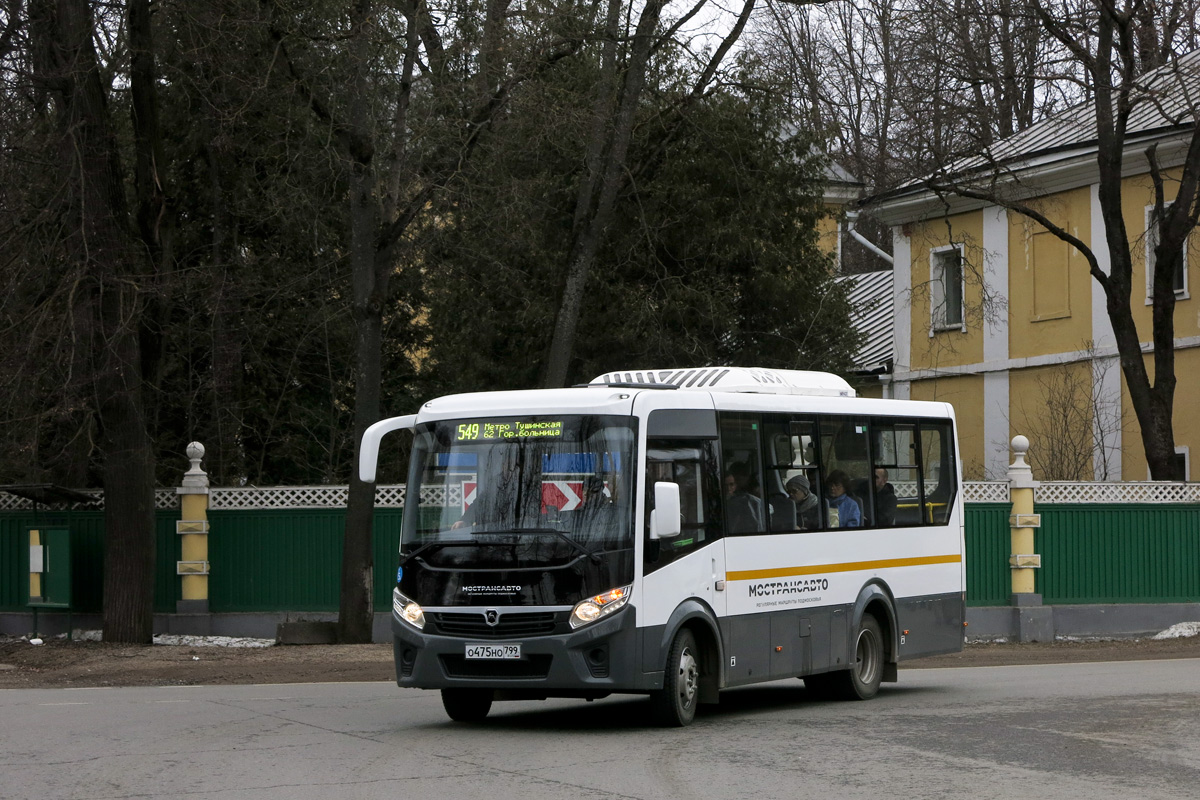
[3,501,1198,614]
[964,503,1012,606]
[206,508,407,612]
[1038,504,1200,604]
[1,510,181,614]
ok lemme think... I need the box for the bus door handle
[713,559,725,591]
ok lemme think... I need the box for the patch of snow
[1152,621,1200,640]
[36,630,275,647]
[153,634,275,648]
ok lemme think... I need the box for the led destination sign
[455,420,565,442]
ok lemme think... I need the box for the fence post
[176,442,211,618]
[1007,435,1051,641]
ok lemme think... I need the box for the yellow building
[818,159,865,264]
[868,56,1199,481]
[819,161,898,400]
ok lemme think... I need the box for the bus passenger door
[644,439,726,618]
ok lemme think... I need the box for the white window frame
[930,244,966,334]
[1145,446,1190,481]
[836,219,845,275]
[1144,203,1189,304]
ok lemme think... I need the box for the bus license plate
[465,643,521,660]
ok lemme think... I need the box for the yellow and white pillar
[176,442,210,614]
[28,529,43,602]
[1007,435,1051,641]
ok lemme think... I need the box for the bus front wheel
[441,688,493,722]
[649,628,700,727]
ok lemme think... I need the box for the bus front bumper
[392,606,652,693]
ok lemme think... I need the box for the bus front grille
[430,611,561,638]
[439,654,553,679]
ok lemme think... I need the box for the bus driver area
[361,366,966,726]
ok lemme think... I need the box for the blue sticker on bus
[396,567,403,583]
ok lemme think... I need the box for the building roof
[837,270,894,373]
[951,47,1199,172]
[822,158,864,204]
[868,48,1200,224]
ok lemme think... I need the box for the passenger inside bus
[874,467,897,526]
[785,473,821,530]
[824,470,862,528]
[724,461,764,534]
[573,475,615,541]
[451,452,537,530]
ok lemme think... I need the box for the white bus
[360,367,965,726]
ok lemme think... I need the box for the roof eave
[867,126,1195,227]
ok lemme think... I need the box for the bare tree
[542,0,777,387]
[268,0,592,641]
[751,0,1070,195]
[1010,344,1124,480]
[11,0,173,642]
[921,4,1200,480]
[756,0,1200,479]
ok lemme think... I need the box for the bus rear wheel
[649,628,700,727]
[807,614,884,701]
[441,688,493,722]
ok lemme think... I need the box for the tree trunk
[543,0,667,388]
[35,0,159,642]
[339,164,382,643]
[99,315,157,643]
[338,0,380,644]
[205,139,247,485]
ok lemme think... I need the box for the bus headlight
[570,585,631,629]
[392,587,425,630]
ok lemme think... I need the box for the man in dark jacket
[724,461,764,534]
[874,467,897,526]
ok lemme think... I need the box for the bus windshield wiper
[504,527,603,564]
[402,527,602,565]
[398,533,473,567]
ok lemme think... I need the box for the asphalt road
[2,660,1198,800]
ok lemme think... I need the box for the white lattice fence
[963,482,1010,503]
[0,489,178,511]
[5,481,1197,512]
[1035,481,1200,503]
[210,486,350,510]
[959,482,1200,503]
[208,485,445,509]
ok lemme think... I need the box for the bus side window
[920,421,957,524]
[643,440,721,574]
[786,420,823,530]
[870,423,920,527]
[719,414,766,535]
[763,416,822,532]
[819,417,870,528]
[761,418,793,532]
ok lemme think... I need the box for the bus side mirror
[650,482,681,540]
[359,414,417,483]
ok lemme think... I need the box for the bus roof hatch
[588,367,856,397]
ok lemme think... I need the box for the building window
[930,245,964,332]
[1031,227,1071,320]
[1145,204,1189,302]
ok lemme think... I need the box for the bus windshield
[402,415,637,574]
